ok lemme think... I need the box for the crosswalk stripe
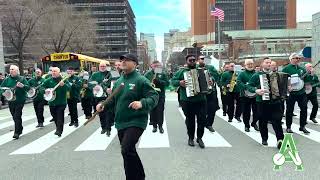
[291,123,320,143]
[10,115,86,155]
[0,115,36,130]
[216,110,277,147]
[138,116,170,148]
[74,126,117,151]
[294,109,320,125]
[0,115,12,121]
[178,108,232,147]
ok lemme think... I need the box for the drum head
[4,89,14,101]
[93,85,104,97]
[27,88,36,98]
[44,89,54,101]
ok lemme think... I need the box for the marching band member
[144,60,169,133]
[282,53,309,134]
[89,61,112,135]
[80,71,93,119]
[237,59,259,132]
[220,64,229,116]
[28,68,46,128]
[0,65,29,139]
[197,55,220,132]
[171,54,207,148]
[304,63,319,123]
[66,67,81,127]
[42,67,70,137]
[97,53,158,180]
[247,58,284,149]
[220,63,242,122]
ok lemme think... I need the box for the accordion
[259,72,289,101]
[183,68,212,97]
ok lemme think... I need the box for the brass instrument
[80,80,88,98]
[229,71,237,92]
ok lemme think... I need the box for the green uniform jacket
[89,71,111,97]
[81,78,93,98]
[304,73,320,97]
[0,75,30,104]
[247,71,281,104]
[220,71,240,93]
[28,76,45,101]
[41,77,70,106]
[237,69,256,97]
[282,64,306,95]
[106,70,159,130]
[66,75,81,101]
[144,69,169,98]
[171,68,206,102]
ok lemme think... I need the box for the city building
[70,0,137,59]
[140,32,157,61]
[0,22,4,73]
[137,40,149,72]
[312,12,320,73]
[191,0,296,45]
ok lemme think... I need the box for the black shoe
[223,112,226,116]
[277,140,283,149]
[310,118,318,123]
[299,127,310,134]
[188,139,195,147]
[101,129,107,134]
[69,122,74,126]
[262,140,268,146]
[50,119,54,122]
[206,126,215,132]
[36,123,44,128]
[196,138,205,148]
[286,128,293,133]
[281,121,284,125]
[228,119,232,122]
[106,130,111,137]
[293,113,297,116]
[13,133,20,139]
[152,127,157,133]
[236,117,242,122]
[159,126,164,134]
[268,120,272,124]
[245,127,250,132]
[74,123,79,128]
[54,131,61,137]
[251,124,259,131]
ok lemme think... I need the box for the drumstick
[84,83,124,126]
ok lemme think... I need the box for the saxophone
[80,80,88,98]
[228,71,237,92]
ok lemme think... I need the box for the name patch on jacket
[129,83,136,90]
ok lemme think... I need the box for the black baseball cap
[120,53,139,65]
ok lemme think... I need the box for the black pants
[307,95,318,119]
[67,99,78,124]
[9,102,24,134]
[286,93,308,128]
[81,97,93,117]
[206,92,219,127]
[220,89,227,113]
[241,97,258,128]
[93,97,108,130]
[150,96,165,128]
[33,100,45,123]
[181,100,206,140]
[0,95,5,105]
[226,92,242,120]
[49,105,66,134]
[257,102,284,142]
[118,127,145,180]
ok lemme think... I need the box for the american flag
[210,5,224,22]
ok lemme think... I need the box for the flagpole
[217,18,222,69]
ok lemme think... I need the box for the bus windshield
[43,60,80,72]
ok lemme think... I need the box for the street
[0,92,319,180]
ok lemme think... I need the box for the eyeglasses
[292,57,300,60]
[200,58,204,60]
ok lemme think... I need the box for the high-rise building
[0,22,4,73]
[312,12,320,74]
[140,33,156,61]
[70,0,137,59]
[191,0,296,44]
[162,29,179,63]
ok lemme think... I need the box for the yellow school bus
[41,52,110,73]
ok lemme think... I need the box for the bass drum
[27,87,36,99]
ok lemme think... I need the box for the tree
[39,4,97,54]
[0,0,49,75]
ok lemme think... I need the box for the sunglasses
[188,58,196,62]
